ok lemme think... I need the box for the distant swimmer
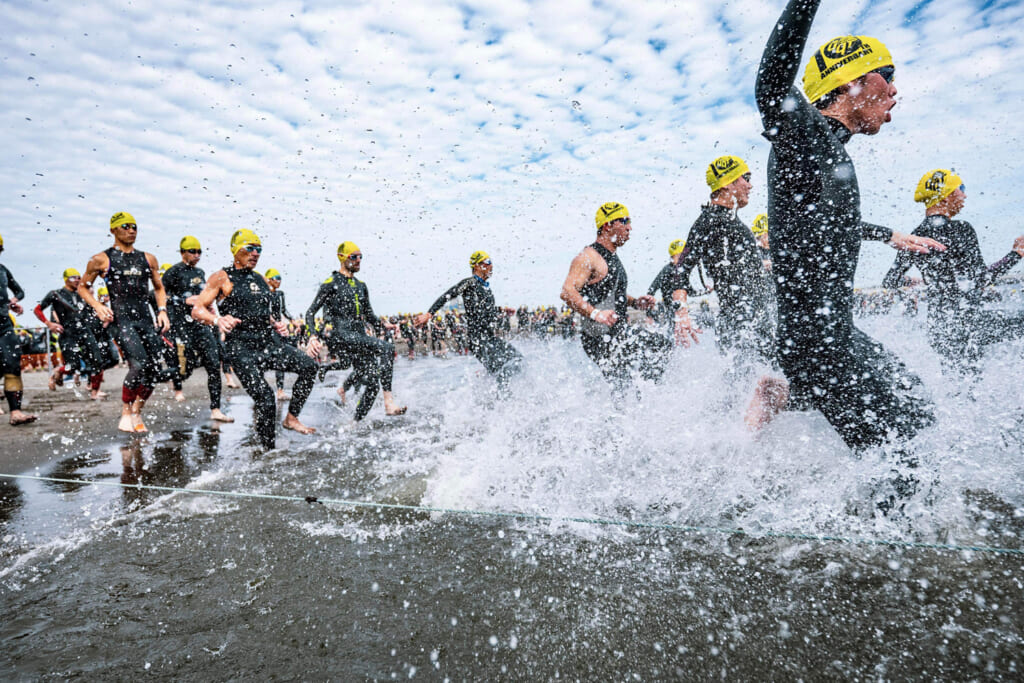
[883,170,1024,373]
[161,237,233,422]
[560,202,699,391]
[305,241,406,420]
[751,214,771,271]
[191,229,318,449]
[0,233,37,425]
[34,268,118,400]
[755,0,950,455]
[646,239,693,328]
[79,212,179,433]
[414,250,523,393]
[265,268,298,402]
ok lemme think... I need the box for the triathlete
[35,268,117,399]
[153,263,186,401]
[265,268,298,402]
[413,250,523,392]
[675,156,777,365]
[560,202,699,392]
[0,233,37,425]
[646,239,688,328]
[751,214,772,271]
[882,169,1024,373]
[305,241,406,420]
[162,236,233,422]
[191,229,318,449]
[755,0,945,453]
[79,212,177,433]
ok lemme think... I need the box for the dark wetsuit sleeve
[987,252,1022,280]
[280,293,293,321]
[861,222,894,242]
[361,286,383,336]
[305,283,329,333]
[672,234,704,297]
[4,266,25,301]
[755,0,821,130]
[427,279,472,316]
[882,251,914,289]
[958,221,1023,286]
[39,290,58,314]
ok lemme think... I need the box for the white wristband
[589,308,601,321]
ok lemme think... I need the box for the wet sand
[0,366,247,477]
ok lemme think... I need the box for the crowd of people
[3,0,1024,510]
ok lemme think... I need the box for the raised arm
[755,0,821,120]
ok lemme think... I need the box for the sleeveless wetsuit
[427,276,523,389]
[883,215,1024,372]
[305,272,395,421]
[104,247,176,403]
[0,264,27,411]
[220,266,316,449]
[162,261,222,409]
[578,243,672,390]
[756,0,933,451]
[38,287,118,378]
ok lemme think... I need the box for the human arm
[145,253,170,332]
[559,248,617,326]
[755,0,821,125]
[304,284,329,339]
[983,236,1024,282]
[887,232,945,254]
[190,270,239,334]
[33,293,65,334]
[4,266,25,303]
[881,251,915,290]
[425,279,472,319]
[77,252,113,323]
[669,288,701,348]
[360,284,384,336]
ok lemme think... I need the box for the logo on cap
[924,171,946,192]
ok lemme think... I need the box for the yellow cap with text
[595,202,629,229]
[914,169,963,208]
[803,36,893,103]
[706,156,750,192]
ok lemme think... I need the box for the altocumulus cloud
[2,0,1023,313]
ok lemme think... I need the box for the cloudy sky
[3,0,1024,318]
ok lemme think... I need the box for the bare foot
[90,390,109,400]
[131,413,148,433]
[384,404,407,416]
[174,390,186,403]
[224,374,241,389]
[210,409,234,423]
[276,389,291,401]
[744,376,790,431]
[48,369,61,391]
[336,386,346,405]
[9,410,38,426]
[118,414,135,433]
[282,413,315,435]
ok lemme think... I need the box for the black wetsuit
[38,287,117,378]
[427,275,523,389]
[104,247,176,403]
[162,262,223,409]
[305,272,395,421]
[269,289,297,391]
[1,264,27,411]
[676,204,777,366]
[220,266,317,449]
[756,0,933,451]
[883,215,1024,371]
[578,243,672,390]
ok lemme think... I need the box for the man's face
[237,244,261,269]
[346,253,362,273]
[267,277,281,291]
[182,249,201,267]
[946,188,966,216]
[849,70,897,135]
[730,173,752,209]
[474,259,493,280]
[112,222,139,245]
[606,217,632,246]
[65,276,81,290]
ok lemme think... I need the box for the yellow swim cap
[751,214,769,237]
[230,229,262,255]
[668,239,686,257]
[469,250,491,267]
[98,286,109,296]
[595,202,629,229]
[265,268,281,280]
[62,267,81,280]
[914,169,964,208]
[706,156,750,192]
[180,235,201,251]
[110,211,136,229]
[803,36,893,103]
[0,233,4,247]
[160,263,172,275]
[337,241,361,260]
